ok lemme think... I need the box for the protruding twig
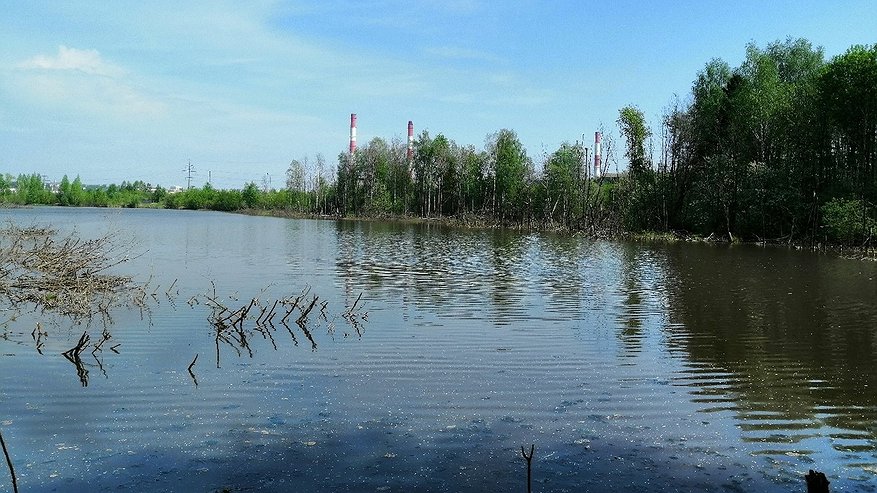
[0,428,18,493]
[347,292,363,314]
[91,328,111,355]
[188,354,199,386]
[240,298,256,320]
[297,296,318,325]
[258,299,278,325]
[281,306,296,324]
[805,470,830,493]
[521,444,534,493]
[62,331,90,359]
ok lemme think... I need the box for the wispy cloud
[18,45,125,77]
[12,45,166,118]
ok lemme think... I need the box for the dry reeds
[0,223,139,322]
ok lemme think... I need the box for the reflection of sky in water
[0,208,875,492]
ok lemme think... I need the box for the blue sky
[1,1,874,189]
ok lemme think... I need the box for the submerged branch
[0,223,141,323]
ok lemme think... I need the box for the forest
[2,39,875,247]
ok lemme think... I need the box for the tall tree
[487,129,530,222]
[543,142,584,228]
[819,44,877,243]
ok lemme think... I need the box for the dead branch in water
[202,285,368,364]
[521,444,534,493]
[805,470,830,493]
[62,331,91,386]
[297,296,319,325]
[62,331,90,359]
[188,354,199,387]
[0,223,142,322]
[346,292,363,315]
[0,427,18,493]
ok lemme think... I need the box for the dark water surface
[1,207,875,492]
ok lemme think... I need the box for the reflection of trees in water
[520,233,591,317]
[331,222,877,469]
[333,221,602,325]
[486,231,528,322]
[612,243,672,356]
[334,221,466,304]
[333,221,503,319]
[661,244,877,453]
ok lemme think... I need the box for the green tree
[460,146,488,215]
[617,106,663,231]
[15,174,52,205]
[0,174,10,200]
[618,106,651,175]
[488,129,530,222]
[242,182,260,209]
[819,44,877,243]
[821,198,874,245]
[543,142,584,227]
[58,175,72,205]
[69,176,86,206]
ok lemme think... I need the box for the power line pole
[183,160,195,189]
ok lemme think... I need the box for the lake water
[1,207,875,492]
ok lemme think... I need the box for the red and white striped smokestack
[407,120,414,161]
[349,113,357,155]
[594,131,602,178]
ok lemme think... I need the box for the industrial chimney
[594,131,602,178]
[349,113,357,155]
[407,121,414,161]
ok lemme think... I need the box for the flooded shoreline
[1,207,875,491]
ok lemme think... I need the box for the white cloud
[12,45,166,118]
[18,45,125,77]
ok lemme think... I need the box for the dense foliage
[2,39,874,247]
[634,39,877,246]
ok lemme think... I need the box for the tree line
[2,38,874,247]
[333,128,618,233]
[0,174,164,208]
[620,39,876,247]
[1,129,623,236]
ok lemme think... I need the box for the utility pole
[183,160,195,190]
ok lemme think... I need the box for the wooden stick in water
[0,428,18,493]
[521,444,534,493]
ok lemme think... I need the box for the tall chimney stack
[407,120,414,161]
[349,113,357,155]
[594,131,602,178]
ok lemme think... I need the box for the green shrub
[821,198,874,245]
